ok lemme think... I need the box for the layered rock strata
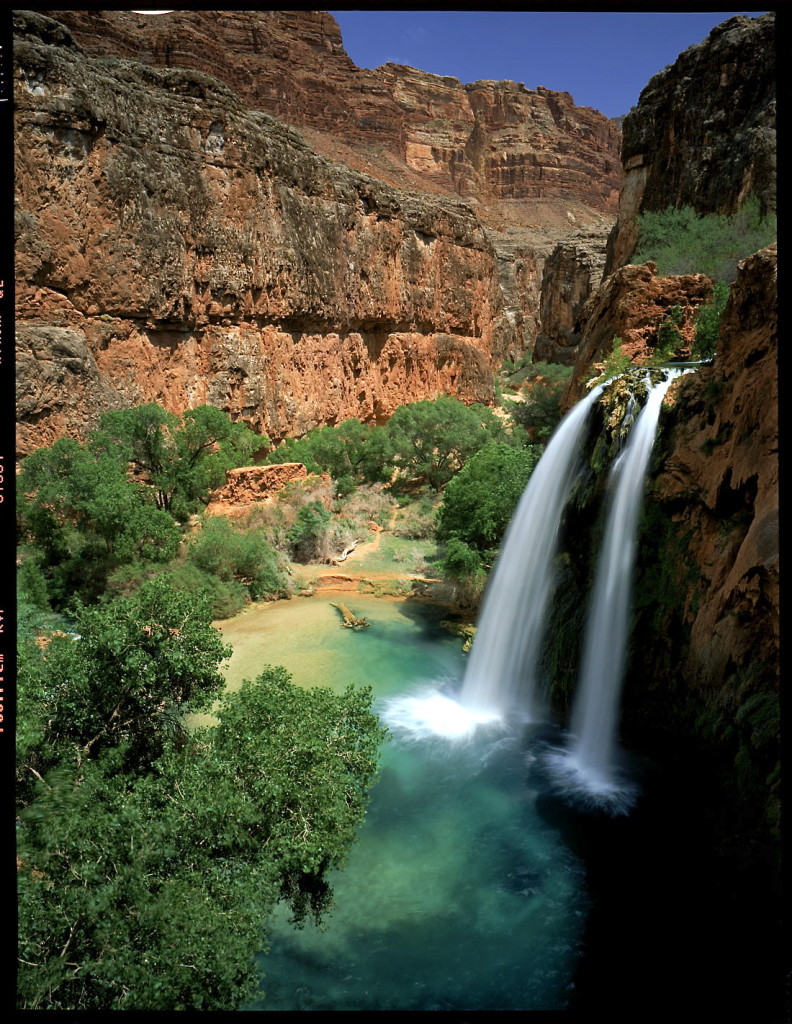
[39,9,622,222]
[605,12,776,273]
[15,11,506,455]
[34,7,620,374]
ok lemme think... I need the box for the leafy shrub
[437,442,540,558]
[391,493,438,539]
[286,500,333,562]
[337,484,397,531]
[632,194,776,282]
[188,516,289,601]
[692,280,730,359]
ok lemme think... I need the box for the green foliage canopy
[187,515,289,602]
[97,403,262,518]
[437,442,540,559]
[17,576,231,780]
[18,438,182,606]
[385,395,507,490]
[17,583,387,1010]
[266,418,394,493]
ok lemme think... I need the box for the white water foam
[381,685,504,742]
[543,746,639,817]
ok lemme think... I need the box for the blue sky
[329,10,769,119]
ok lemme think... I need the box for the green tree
[385,395,506,490]
[287,499,333,562]
[17,667,386,1011]
[187,515,289,602]
[18,438,181,607]
[266,418,394,492]
[437,442,540,560]
[17,576,231,782]
[97,403,262,518]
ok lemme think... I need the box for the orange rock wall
[205,463,308,517]
[14,11,504,454]
[649,245,778,696]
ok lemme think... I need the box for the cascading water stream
[459,381,606,721]
[548,368,690,811]
[382,381,606,741]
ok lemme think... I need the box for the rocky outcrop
[14,11,505,455]
[205,463,308,518]
[533,231,608,364]
[560,263,713,407]
[646,245,778,698]
[605,12,775,274]
[626,245,779,842]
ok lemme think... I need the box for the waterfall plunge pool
[218,594,590,1011]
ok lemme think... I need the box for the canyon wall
[15,11,508,455]
[630,244,779,843]
[15,9,626,455]
[38,9,622,225]
[605,12,776,274]
[544,7,779,870]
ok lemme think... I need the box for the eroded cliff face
[605,12,775,274]
[38,9,622,227]
[532,231,608,365]
[627,245,779,841]
[560,263,713,407]
[643,247,778,703]
[545,246,779,861]
[21,8,622,420]
[15,11,508,455]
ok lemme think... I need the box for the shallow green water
[233,595,588,1011]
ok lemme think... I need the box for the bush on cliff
[632,193,776,282]
[692,279,731,359]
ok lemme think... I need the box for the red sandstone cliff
[649,245,778,702]
[37,9,622,231]
[14,10,510,456]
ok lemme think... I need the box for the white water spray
[459,382,606,721]
[550,369,690,809]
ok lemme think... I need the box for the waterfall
[549,369,689,810]
[459,381,606,721]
